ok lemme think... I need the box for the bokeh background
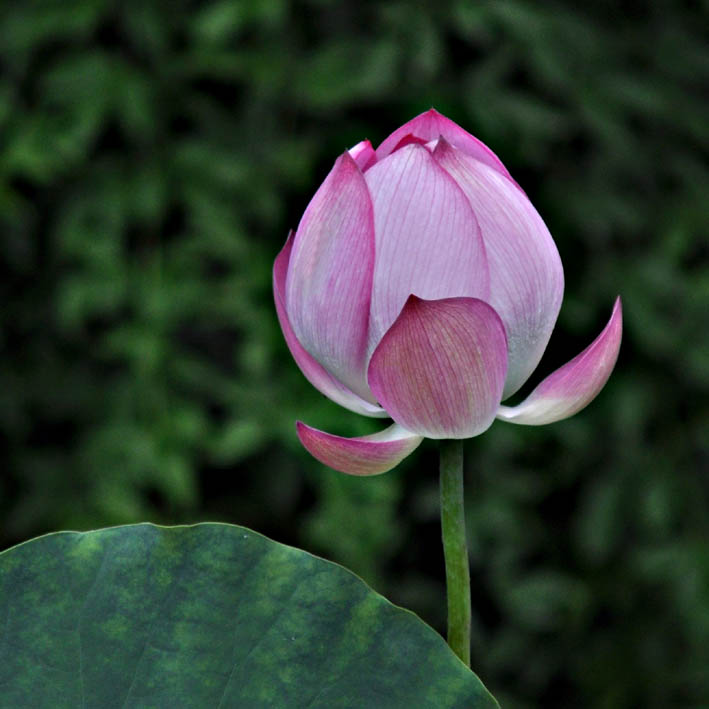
[1,1,707,706]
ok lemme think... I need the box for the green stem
[439,439,471,666]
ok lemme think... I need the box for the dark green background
[0,1,706,707]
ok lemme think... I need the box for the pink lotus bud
[274,109,622,475]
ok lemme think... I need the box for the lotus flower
[274,109,622,476]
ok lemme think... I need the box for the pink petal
[296,421,423,476]
[375,108,515,183]
[286,152,376,403]
[433,139,564,399]
[348,140,377,171]
[497,297,622,425]
[368,296,508,439]
[274,233,387,418]
[364,143,489,353]
[391,134,429,151]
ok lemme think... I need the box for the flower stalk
[439,439,471,666]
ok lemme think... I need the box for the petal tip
[337,150,360,171]
[404,293,423,307]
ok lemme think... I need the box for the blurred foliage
[0,0,707,707]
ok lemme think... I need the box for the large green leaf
[0,523,498,708]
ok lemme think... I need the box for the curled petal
[433,138,564,398]
[364,144,489,353]
[274,233,387,418]
[348,140,377,171]
[297,421,423,476]
[375,108,515,184]
[497,297,622,425]
[368,296,508,439]
[286,152,376,402]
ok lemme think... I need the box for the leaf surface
[0,523,498,708]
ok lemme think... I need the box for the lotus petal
[375,108,514,183]
[286,152,376,402]
[297,421,423,475]
[368,296,508,439]
[348,140,377,171]
[434,138,564,398]
[497,298,622,425]
[391,134,429,152]
[364,144,489,353]
[274,233,387,418]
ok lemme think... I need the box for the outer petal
[433,139,564,398]
[286,152,375,402]
[364,144,489,352]
[375,108,515,184]
[497,298,622,425]
[348,140,377,171]
[368,296,508,439]
[296,421,423,476]
[274,233,387,418]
